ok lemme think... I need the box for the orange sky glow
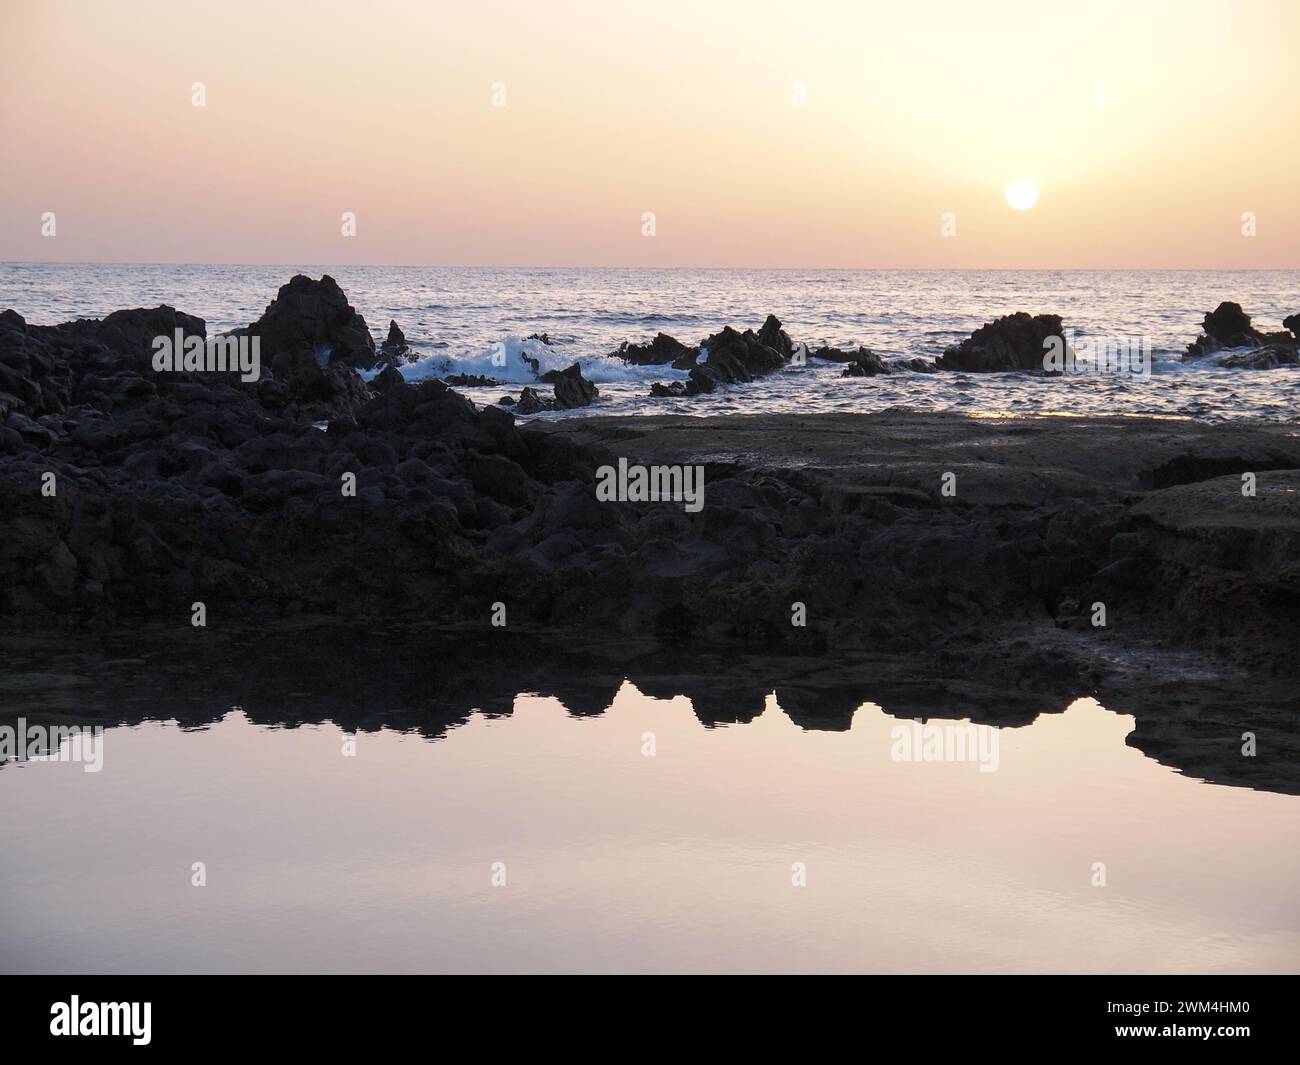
[1,0,1297,268]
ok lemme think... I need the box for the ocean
[2,263,1297,421]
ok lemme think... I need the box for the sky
[1,0,1297,268]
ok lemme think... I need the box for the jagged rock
[97,306,211,363]
[507,364,598,412]
[650,381,687,398]
[700,324,786,380]
[545,362,599,409]
[834,351,938,374]
[1186,302,1300,364]
[1,305,212,416]
[371,365,406,392]
[515,386,550,414]
[665,325,787,397]
[381,320,418,364]
[527,332,554,345]
[756,314,795,360]
[1186,301,1259,357]
[841,349,890,376]
[640,317,794,399]
[617,333,697,367]
[239,274,377,371]
[936,313,1064,372]
[217,275,384,417]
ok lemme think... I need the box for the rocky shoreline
[1,276,1298,714]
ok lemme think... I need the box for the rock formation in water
[381,320,419,365]
[616,332,698,368]
[834,348,937,376]
[935,312,1066,373]
[1185,301,1299,367]
[641,315,804,398]
[500,362,600,412]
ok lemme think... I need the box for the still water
[2,686,1297,974]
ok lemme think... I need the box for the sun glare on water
[1005,179,1040,211]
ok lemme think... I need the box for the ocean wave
[384,336,690,386]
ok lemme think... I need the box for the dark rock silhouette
[542,362,599,409]
[1185,301,1299,365]
[514,385,548,414]
[632,315,930,394]
[226,273,382,418]
[695,323,787,382]
[240,273,378,370]
[756,314,796,360]
[840,348,890,376]
[807,345,937,375]
[632,316,799,398]
[502,363,599,412]
[643,319,793,397]
[381,320,418,364]
[649,380,687,398]
[616,332,697,367]
[371,364,406,392]
[936,312,1065,372]
[1192,301,1259,353]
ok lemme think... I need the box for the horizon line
[3,260,1299,274]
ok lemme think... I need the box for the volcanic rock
[936,312,1065,372]
[545,362,599,409]
[840,348,890,376]
[617,333,697,367]
[756,314,795,360]
[1186,301,1260,357]
[240,274,377,371]
[1184,302,1300,366]
[381,320,419,364]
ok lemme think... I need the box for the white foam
[370,336,689,386]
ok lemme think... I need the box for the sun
[1005,179,1039,211]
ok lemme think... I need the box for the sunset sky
[1,0,1297,268]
